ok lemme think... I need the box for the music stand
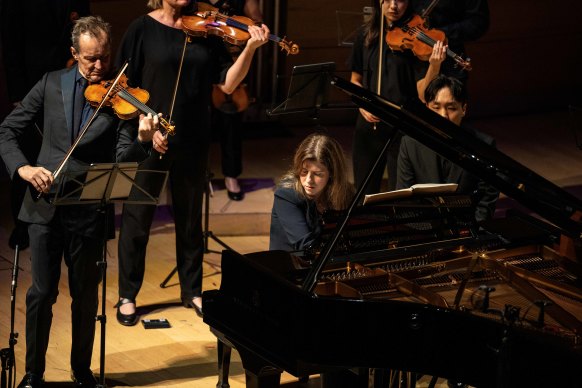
[53,162,168,388]
[268,62,336,124]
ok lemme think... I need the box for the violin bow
[374,0,384,131]
[159,33,189,160]
[421,0,441,20]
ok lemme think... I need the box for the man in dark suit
[396,75,498,222]
[0,16,164,388]
[1,0,91,249]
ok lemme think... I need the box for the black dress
[116,15,232,302]
[349,26,428,196]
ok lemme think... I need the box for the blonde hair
[147,0,162,9]
[280,133,354,210]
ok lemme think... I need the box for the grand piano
[202,76,582,388]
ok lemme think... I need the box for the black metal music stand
[53,162,168,388]
[0,246,22,388]
[268,62,336,126]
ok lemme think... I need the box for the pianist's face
[300,160,330,200]
[426,86,467,126]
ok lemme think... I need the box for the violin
[181,4,299,55]
[385,14,472,71]
[84,73,176,136]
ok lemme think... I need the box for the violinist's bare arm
[351,71,380,123]
[218,24,269,94]
[18,165,54,194]
[417,41,447,103]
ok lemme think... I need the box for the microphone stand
[1,244,21,388]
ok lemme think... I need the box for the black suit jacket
[0,65,150,234]
[396,128,499,222]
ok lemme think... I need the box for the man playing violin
[1,0,91,251]
[114,0,269,325]
[0,16,162,388]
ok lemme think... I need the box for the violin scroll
[278,37,299,55]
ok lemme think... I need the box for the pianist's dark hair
[424,75,468,106]
[279,133,354,210]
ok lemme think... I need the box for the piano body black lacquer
[202,77,582,388]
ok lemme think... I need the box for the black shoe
[227,189,244,201]
[72,369,97,387]
[182,297,203,317]
[115,298,138,326]
[17,372,43,388]
[447,381,468,388]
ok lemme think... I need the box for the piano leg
[244,370,282,388]
[217,339,232,388]
[237,348,282,388]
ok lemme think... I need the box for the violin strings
[117,89,156,116]
[216,13,279,43]
[407,27,464,63]
[116,89,174,132]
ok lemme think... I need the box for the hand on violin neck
[245,23,270,51]
[137,112,161,144]
[429,40,447,65]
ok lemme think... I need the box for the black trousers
[25,218,101,376]
[214,109,243,178]
[352,115,402,196]
[117,145,207,302]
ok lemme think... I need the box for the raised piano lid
[330,75,582,241]
[300,76,582,294]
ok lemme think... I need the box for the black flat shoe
[115,298,138,326]
[182,297,203,317]
[227,189,244,201]
[71,369,97,387]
